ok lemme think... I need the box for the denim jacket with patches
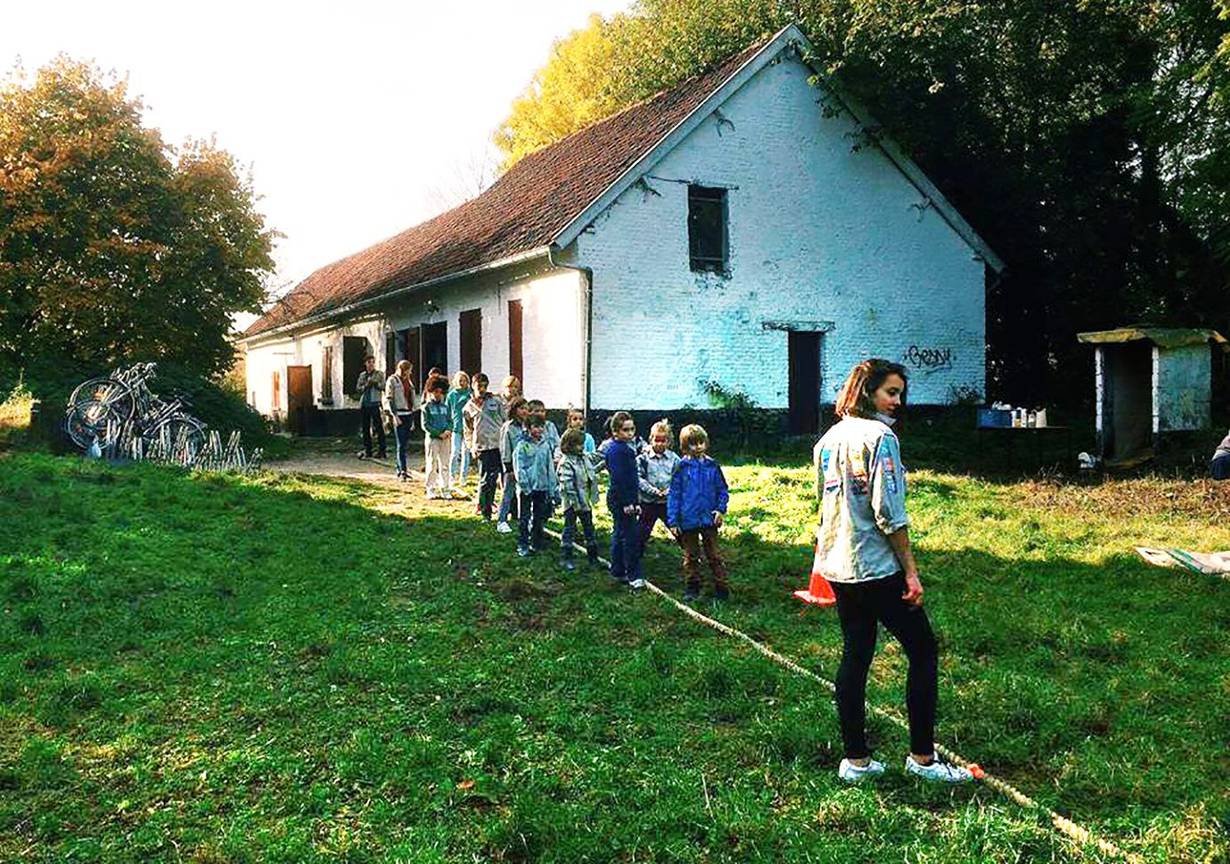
[813,416,909,583]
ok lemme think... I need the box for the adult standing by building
[1212,429,1230,480]
[813,359,971,785]
[355,355,386,460]
[384,360,419,481]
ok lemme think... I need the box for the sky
[2,0,630,320]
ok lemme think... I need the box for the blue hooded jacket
[667,456,729,531]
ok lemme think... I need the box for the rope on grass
[541,525,1138,863]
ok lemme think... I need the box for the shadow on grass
[0,453,1224,862]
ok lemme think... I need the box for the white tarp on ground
[1136,547,1230,578]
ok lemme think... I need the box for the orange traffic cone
[793,542,837,607]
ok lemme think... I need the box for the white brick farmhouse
[238,24,1003,435]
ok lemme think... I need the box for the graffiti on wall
[903,345,954,373]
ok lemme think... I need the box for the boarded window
[342,336,368,396]
[688,185,728,273]
[459,308,482,376]
[321,345,334,403]
[508,299,523,387]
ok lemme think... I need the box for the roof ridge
[508,29,779,166]
[242,27,789,340]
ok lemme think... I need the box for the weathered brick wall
[571,50,987,410]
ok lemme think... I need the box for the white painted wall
[570,49,987,409]
[243,264,586,415]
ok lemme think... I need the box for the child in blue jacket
[605,411,644,588]
[667,424,730,601]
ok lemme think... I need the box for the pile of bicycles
[64,363,261,472]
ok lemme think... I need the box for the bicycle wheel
[65,377,136,449]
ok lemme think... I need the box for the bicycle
[65,363,207,455]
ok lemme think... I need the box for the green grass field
[1,449,1227,863]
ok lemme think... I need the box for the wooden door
[422,321,448,383]
[507,299,523,386]
[459,308,482,375]
[787,332,822,435]
[286,365,313,436]
[402,327,420,383]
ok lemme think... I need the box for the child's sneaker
[683,587,699,602]
[714,587,730,601]
[496,521,513,534]
[517,545,531,558]
[838,758,885,783]
[561,558,576,572]
[904,755,973,784]
[628,578,646,590]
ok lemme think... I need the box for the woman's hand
[901,571,924,606]
[712,511,724,528]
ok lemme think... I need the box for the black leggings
[830,572,938,759]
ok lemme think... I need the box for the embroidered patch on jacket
[850,450,869,495]
[883,455,898,493]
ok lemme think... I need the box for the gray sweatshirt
[463,394,505,454]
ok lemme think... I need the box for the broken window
[688,185,728,273]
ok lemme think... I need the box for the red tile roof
[244,34,773,339]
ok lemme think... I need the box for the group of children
[404,368,731,599]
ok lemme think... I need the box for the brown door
[507,299,523,386]
[460,308,482,375]
[402,327,421,384]
[286,365,313,436]
[422,321,448,382]
[787,332,822,435]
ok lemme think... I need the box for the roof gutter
[238,246,552,348]
[546,245,594,418]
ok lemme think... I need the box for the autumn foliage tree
[0,58,275,394]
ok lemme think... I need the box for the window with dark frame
[688,184,728,273]
[321,345,334,404]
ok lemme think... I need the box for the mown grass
[0,450,1227,863]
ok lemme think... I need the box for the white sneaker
[628,578,646,590]
[496,521,513,534]
[905,755,973,783]
[838,758,885,783]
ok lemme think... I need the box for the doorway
[286,365,313,436]
[421,321,448,384]
[787,332,822,435]
[508,299,524,386]
[459,308,482,376]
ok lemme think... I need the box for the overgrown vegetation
[1,451,1226,862]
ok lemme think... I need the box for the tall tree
[494,0,1230,402]
[492,13,627,170]
[0,58,276,389]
